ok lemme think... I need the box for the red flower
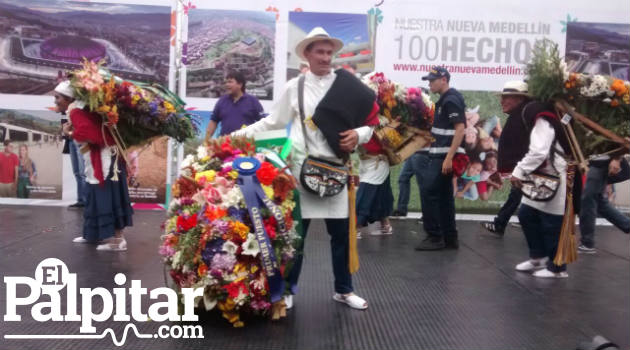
[263,216,277,240]
[177,213,198,232]
[224,280,247,299]
[256,162,278,186]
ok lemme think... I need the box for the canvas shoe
[515,257,548,271]
[577,244,597,254]
[532,268,569,278]
[96,237,127,251]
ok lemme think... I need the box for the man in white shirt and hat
[234,27,376,310]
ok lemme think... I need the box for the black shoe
[392,210,407,217]
[445,238,459,250]
[414,236,445,251]
[481,221,504,237]
[68,202,85,209]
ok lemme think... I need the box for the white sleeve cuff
[354,126,374,146]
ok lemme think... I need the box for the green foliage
[525,39,566,102]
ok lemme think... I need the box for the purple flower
[227,207,246,222]
[211,253,236,271]
[201,239,225,265]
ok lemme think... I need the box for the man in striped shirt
[415,67,466,250]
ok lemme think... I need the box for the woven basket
[374,123,433,165]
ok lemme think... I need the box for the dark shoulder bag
[297,75,348,197]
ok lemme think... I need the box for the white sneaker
[577,244,597,254]
[284,295,293,310]
[72,236,89,243]
[96,238,127,251]
[381,224,393,235]
[515,257,548,272]
[532,268,568,278]
[369,230,383,236]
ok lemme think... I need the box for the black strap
[297,74,310,155]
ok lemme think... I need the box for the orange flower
[230,221,250,241]
[197,263,208,277]
[205,205,227,221]
[611,79,628,97]
[610,99,619,107]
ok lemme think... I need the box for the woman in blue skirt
[56,81,133,251]
[356,135,394,237]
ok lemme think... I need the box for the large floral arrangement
[526,40,630,156]
[161,136,300,327]
[69,59,197,147]
[362,72,434,164]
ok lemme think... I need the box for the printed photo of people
[0,109,63,199]
[453,105,503,201]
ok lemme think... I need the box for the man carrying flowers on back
[233,27,379,310]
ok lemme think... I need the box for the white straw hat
[295,27,343,61]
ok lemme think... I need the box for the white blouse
[234,71,374,218]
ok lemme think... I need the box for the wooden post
[555,100,630,151]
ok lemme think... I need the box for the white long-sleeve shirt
[512,118,567,215]
[234,71,374,218]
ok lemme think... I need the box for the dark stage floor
[1,205,628,350]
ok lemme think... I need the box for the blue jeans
[494,185,523,230]
[68,140,87,204]
[579,164,630,248]
[518,204,566,272]
[396,158,415,213]
[285,218,353,294]
[420,156,456,239]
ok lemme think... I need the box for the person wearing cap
[415,66,466,251]
[233,27,377,310]
[55,80,133,252]
[481,81,532,236]
[54,81,87,208]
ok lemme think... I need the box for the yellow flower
[233,262,247,274]
[228,170,239,180]
[262,185,274,199]
[230,221,249,240]
[250,265,259,274]
[195,170,216,183]
[164,101,176,113]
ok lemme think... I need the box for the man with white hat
[234,27,377,310]
[481,81,532,236]
[54,80,87,209]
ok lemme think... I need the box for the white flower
[181,168,192,177]
[196,145,208,159]
[181,154,196,169]
[559,60,570,81]
[580,75,608,97]
[203,292,217,310]
[222,241,238,255]
[172,251,182,269]
[241,233,260,257]
[167,199,181,216]
[220,186,244,209]
[192,163,205,172]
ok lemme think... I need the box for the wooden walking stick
[347,162,360,274]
